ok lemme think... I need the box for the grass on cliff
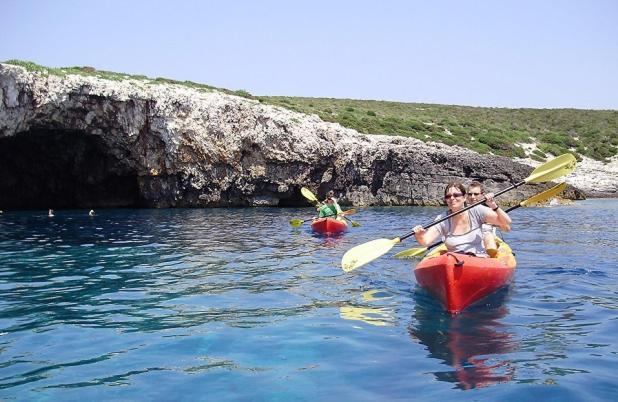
[5,60,617,163]
[258,96,618,163]
[3,60,252,98]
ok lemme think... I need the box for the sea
[0,199,616,401]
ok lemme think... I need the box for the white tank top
[435,205,490,256]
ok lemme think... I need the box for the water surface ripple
[0,200,616,400]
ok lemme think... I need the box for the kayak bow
[311,218,348,235]
[414,239,516,314]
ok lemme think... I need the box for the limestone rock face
[0,63,585,209]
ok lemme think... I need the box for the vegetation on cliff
[5,60,617,163]
[260,96,618,163]
[2,60,251,98]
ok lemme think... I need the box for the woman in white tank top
[412,182,512,257]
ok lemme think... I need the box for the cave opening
[277,187,313,207]
[0,129,139,210]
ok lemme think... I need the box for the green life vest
[318,204,338,218]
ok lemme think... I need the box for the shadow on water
[408,286,518,390]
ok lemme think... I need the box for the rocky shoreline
[0,63,605,209]
[516,155,617,198]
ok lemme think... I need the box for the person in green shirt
[317,191,343,218]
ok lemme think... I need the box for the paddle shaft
[321,211,352,219]
[291,214,336,226]
[296,213,338,224]
[398,180,525,242]
[341,214,360,226]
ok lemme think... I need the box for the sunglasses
[467,192,483,196]
[444,193,464,200]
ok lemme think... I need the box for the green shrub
[406,120,425,131]
[538,143,569,157]
[233,89,253,98]
[469,142,492,154]
[588,143,615,161]
[532,149,546,158]
[512,145,526,158]
[450,126,468,136]
[441,137,456,146]
[477,133,511,151]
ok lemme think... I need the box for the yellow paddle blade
[289,219,304,227]
[393,247,428,259]
[301,187,318,203]
[341,238,400,272]
[520,182,567,207]
[525,153,577,184]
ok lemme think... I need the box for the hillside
[259,97,618,163]
[5,60,616,164]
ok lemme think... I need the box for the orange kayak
[414,239,516,314]
[311,218,348,235]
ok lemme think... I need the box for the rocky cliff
[0,63,585,209]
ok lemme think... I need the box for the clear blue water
[1,199,617,401]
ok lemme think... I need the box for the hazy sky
[2,0,617,109]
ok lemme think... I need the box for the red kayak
[414,240,516,314]
[311,217,348,235]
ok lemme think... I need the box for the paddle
[342,215,361,227]
[289,217,316,228]
[301,187,319,204]
[299,187,360,227]
[289,208,358,228]
[393,182,568,258]
[341,153,576,272]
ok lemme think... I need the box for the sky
[2,0,617,109]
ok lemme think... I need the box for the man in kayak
[317,190,343,218]
[466,181,511,257]
[412,182,512,257]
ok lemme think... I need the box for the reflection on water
[339,306,395,327]
[409,287,517,390]
[339,289,395,327]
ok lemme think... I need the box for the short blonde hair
[468,180,484,193]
